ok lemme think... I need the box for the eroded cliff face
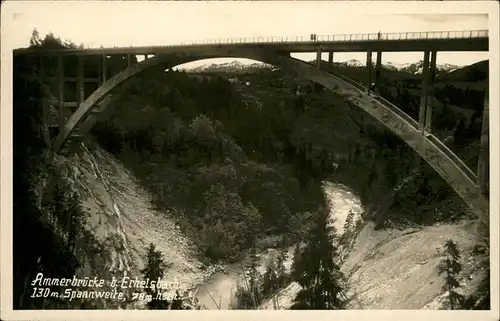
[261,215,487,310]
[342,221,486,309]
[44,142,208,308]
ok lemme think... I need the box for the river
[194,181,363,310]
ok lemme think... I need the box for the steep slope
[52,142,209,307]
[260,219,486,309]
[342,221,484,309]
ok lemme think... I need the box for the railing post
[418,51,430,131]
[477,87,489,197]
[365,50,372,93]
[57,54,64,128]
[425,51,437,132]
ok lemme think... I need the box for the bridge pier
[375,51,382,93]
[57,55,65,128]
[328,52,334,66]
[365,50,372,93]
[477,87,489,197]
[425,51,437,132]
[316,49,322,69]
[127,53,132,68]
[418,51,430,130]
[101,54,107,83]
[77,56,85,107]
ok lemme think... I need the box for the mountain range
[179,59,464,76]
[179,61,277,74]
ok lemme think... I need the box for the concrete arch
[52,48,277,152]
[53,48,488,225]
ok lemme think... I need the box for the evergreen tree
[438,239,465,309]
[141,243,170,309]
[170,290,184,310]
[291,207,346,309]
[231,250,262,310]
[232,282,254,309]
[29,28,42,47]
[275,247,288,289]
[261,260,278,297]
[340,210,355,245]
[247,250,262,306]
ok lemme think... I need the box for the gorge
[13,34,490,310]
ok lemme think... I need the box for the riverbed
[194,181,363,310]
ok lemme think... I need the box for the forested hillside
[90,61,480,261]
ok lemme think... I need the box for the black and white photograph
[1,1,498,320]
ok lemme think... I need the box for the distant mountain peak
[180,58,464,76]
[179,60,275,73]
[393,60,463,75]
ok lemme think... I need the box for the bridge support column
[418,51,430,130]
[328,52,334,65]
[57,55,65,128]
[425,51,437,132]
[101,54,107,83]
[365,51,372,93]
[316,49,322,69]
[77,56,84,106]
[127,53,133,68]
[477,87,489,197]
[375,51,382,93]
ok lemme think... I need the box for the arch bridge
[13,29,489,226]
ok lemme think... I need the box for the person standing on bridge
[378,31,382,40]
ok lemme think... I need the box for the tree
[247,249,262,306]
[231,250,262,310]
[291,207,346,309]
[341,210,355,245]
[170,290,184,310]
[141,243,170,309]
[438,239,465,309]
[29,28,42,47]
[275,247,288,289]
[261,261,278,297]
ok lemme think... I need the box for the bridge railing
[328,71,478,184]
[174,29,487,47]
[14,29,488,55]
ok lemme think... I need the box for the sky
[2,1,490,68]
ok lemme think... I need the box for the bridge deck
[14,30,488,56]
